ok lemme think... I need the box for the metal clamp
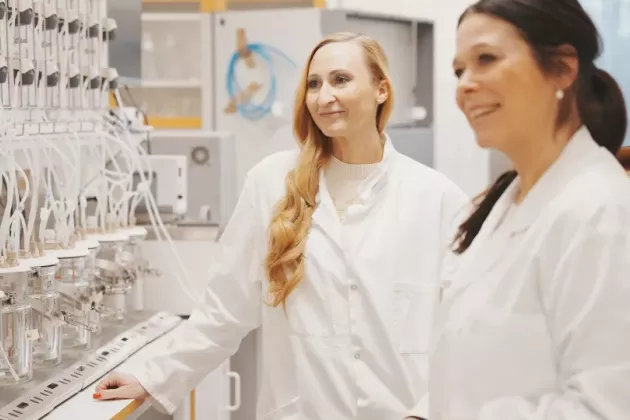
[61,311,99,333]
[94,302,122,318]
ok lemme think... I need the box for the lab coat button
[354,353,360,360]
[350,284,358,290]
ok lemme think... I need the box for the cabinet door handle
[226,371,241,411]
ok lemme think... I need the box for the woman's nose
[456,70,480,95]
[317,83,336,106]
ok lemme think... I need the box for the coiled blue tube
[225,43,297,121]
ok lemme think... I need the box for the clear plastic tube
[38,136,83,246]
[0,142,30,255]
[98,96,202,304]
[23,147,41,251]
[0,171,15,257]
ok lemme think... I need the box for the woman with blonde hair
[95,32,466,419]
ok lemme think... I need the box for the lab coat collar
[443,127,601,302]
[492,126,601,236]
[313,134,397,246]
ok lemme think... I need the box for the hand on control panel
[93,372,149,401]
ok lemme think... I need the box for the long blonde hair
[265,32,395,308]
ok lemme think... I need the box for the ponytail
[579,67,628,155]
[453,170,517,254]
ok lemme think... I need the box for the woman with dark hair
[424,0,630,419]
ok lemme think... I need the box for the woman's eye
[453,53,496,78]
[307,80,319,89]
[479,53,496,64]
[335,75,350,84]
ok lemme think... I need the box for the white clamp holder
[101,67,118,90]
[67,63,80,89]
[84,65,100,89]
[58,9,80,35]
[43,1,58,30]
[102,17,117,41]
[11,57,36,85]
[37,59,60,87]
[0,56,7,84]
[87,16,99,38]
[32,0,58,30]
[10,1,34,26]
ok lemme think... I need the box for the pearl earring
[556,89,564,100]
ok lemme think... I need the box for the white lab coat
[123,138,468,419]
[429,126,630,420]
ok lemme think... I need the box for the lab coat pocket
[392,282,439,354]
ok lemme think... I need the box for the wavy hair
[265,32,395,308]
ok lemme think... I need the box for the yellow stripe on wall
[221,0,326,7]
[142,0,200,3]
[200,0,226,11]
[147,116,203,129]
[143,0,324,10]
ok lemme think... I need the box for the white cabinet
[123,11,214,130]
[136,361,239,420]
[173,362,240,420]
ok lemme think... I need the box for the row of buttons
[350,283,359,360]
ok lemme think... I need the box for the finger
[95,386,127,400]
[94,381,111,393]
[95,376,120,392]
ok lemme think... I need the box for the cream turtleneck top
[324,155,381,217]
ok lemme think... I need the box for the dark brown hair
[454,0,628,254]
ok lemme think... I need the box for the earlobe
[376,80,389,105]
[556,44,579,89]
[376,91,388,105]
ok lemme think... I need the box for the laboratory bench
[0,311,182,420]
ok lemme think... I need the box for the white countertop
[44,391,150,420]
[42,320,178,420]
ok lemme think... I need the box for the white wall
[337,0,491,197]
[431,2,492,197]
